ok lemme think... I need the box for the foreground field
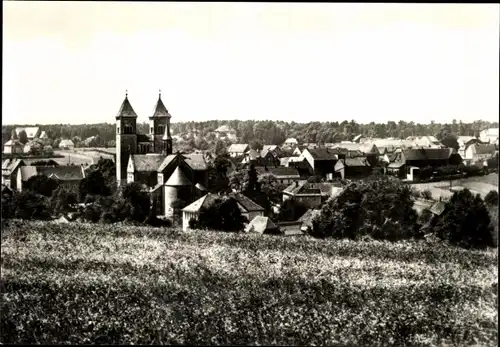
[1,221,498,346]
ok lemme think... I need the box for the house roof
[2,158,24,175]
[39,131,48,139]
[247,149,260,160]
[18,166,38,181]
[304,148,339,161]
[184,153,208,171]
[481,128,499,137]
[280,157,292,166]
[457,136,478,146]
[263,145,278,151]
[130,154,165,172]
[59,139,75,147]
[403,148,454,161]
[256,166,301,179]
[284,180,343,197]
[150,94,171,118]
[470,143,496,155]
[298,209,321,228]
[228,192,265,212]
[39,166,85,181]
[182,193,221,213]
[3,139,24,147]
[228,144,249,153]
[165,166,192,186]
[387,162,405,168]
[341,158,371,167]
[15,127,40,138]
[215,125,235,133]
[284,138,298,144]
[429,201,446,216]
[331,142,378,154]
[137,134,151,143]
[245,216,278,234]
[116,96,138,118]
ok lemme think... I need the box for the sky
[3,2,499,125]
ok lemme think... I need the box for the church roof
[184,153,208,171]
[130,154,165,172]
[116,95,138,119]
[165,166,192,186]
[150,94,171,119]
[182,193,220,213]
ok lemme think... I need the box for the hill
[1,221,497,345]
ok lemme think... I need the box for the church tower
[116,91,138,185]
[149,90,172,155]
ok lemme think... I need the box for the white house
[214,125,237,141]
[59,139,75,150]
[480,128,499,145]
[464,143,496,165]
[227,143,249,157]
[283,138,299,148]
[15,127,40,140]
[3,139,24,154]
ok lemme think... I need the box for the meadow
[1,220,498,346]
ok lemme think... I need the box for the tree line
[3,120,498,149]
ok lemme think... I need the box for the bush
[188,218,198,229]
[276,199,308,222]
[484,190,498,206]
[198,196,247,232]
[432,189,495,249]
[311,177,418,241]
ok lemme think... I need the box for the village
[2,92,499,235]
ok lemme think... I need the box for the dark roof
[343,158,370,167]
[157,154,179,172]
[403,148,454,161]
[150,95,171,118]
[184,153,208,171]
[182,193,220,212]
[283,181,343,196]
[39,166,85,181]
[131,154,165,172]
[256,166,301,178]
[471,144,496,155]
[116,96,138,119]
[137,134,151,143]
[228,192,265,212]
[2,158,24,174]
[304,148,340,160]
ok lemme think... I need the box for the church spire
[116,91,138,119]
[150,89,171,119]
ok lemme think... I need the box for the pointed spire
[116,92,138,119]
[150,90,171,119]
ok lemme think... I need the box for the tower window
[151,127,154,133]
[117,127,120,134]
[124,125,133,134]
[158,125,164,134]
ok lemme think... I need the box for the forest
[2,119,499,148]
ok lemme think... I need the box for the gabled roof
[157,154,178,172]
[130,154,165,172]
[18,166,38,181]
[429,201,446,216]
[184,153,208,171]
[263,145,279,151]
[246,149,260,160]
[39,131,48,139]
[331,142,378,154]
[283,181,343,197]
[228,192,265,212]
[182,193,221,213]
[215,125,235,133]
[150,94,171,118]
[38,166,85,181]
[304,148,339,161]
[15,127,40,139]
[137,134,151,143]
[116,96,138,119]
[2,158,24,175]
[469,143,496,155]
[228,144,249,153]
[284,138,298,144]
[256,166,300,179]
[165,166,192,186]
[245,216,278,234]
[59,139,75,147]
[403,148,454,161]
[3,139,24,147]
[338,158,371,167]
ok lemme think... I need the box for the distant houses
[15,127,41,140]
[59,139,75,150]
[479,128,499,145]
[463,143,496,166]
[3,139,24,154]
[214,125,237,141]
[282,180,344,209]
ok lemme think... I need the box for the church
[115,91,209,218]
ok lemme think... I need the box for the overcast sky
[3,2,499,125]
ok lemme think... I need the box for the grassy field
[1,220,498,346]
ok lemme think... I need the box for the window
[124,124,133,134]
[151,127,154,133]
[158,125,164,134]
[117,127,120,134]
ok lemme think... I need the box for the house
[245,216,280,235]
[2,158,25,190]
[214,125,237,141]
[276,221,304,236]
[299,148,341,178]
[330,143,380,166]
[480,128,499,144]
[352,134,365,143]
[39,131,48,140]
[282,180,344,209]
[15,127,40,140]
[3,139,24,154]
[410,136,443,148]
[334,158,372,180]
[390,148,463,180]
[463,143,496,166]
[283,138,299,148]
[456,136,481,158]
[292,145,304,156]
[228,144,249,157]
[298,209,321,232]
[255,166,301,185]
[288,159,314,178]
[386,162,406,178]
[17,165,86,191]
[241,149,279,167]
[181,192,264,231]
[262,145,281,157]
[59,139,75,150]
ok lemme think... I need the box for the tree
[433,189,494,249]
[171,199,187,225]
[9,190,52,220]
[18,130,28,144]
[79,170,110,201]
[277,198,308,222]
[120,182,151,222]
[440,134,459,151]
[197,196,247,232]
[311,178,418,240]
[207,154,232,193]
[484,190,499,206]
[51,186,78,215]
[25,175,59,197]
